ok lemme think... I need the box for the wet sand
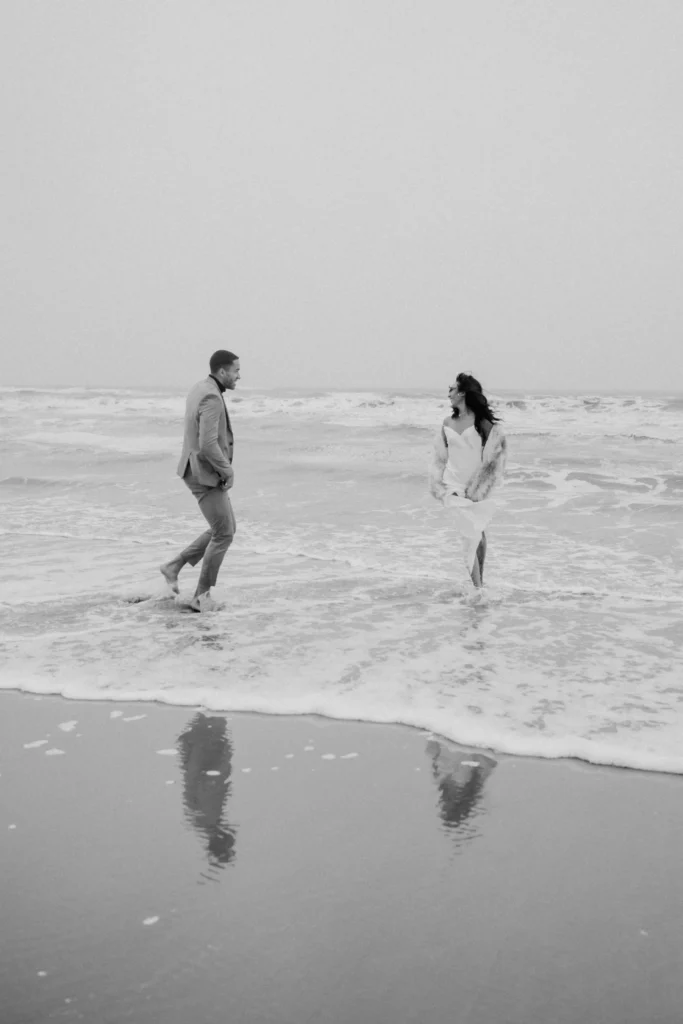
[1,691,682,1024]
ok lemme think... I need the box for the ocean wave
[1,515,682,779]
[23,430,176,456]
[2,669,681,776]
[0,388,184,419]
[3,387,683,441]
[626,434,678,444]
[0,475,91,488]
[0,528,146,543]
[201,389,683,440]
[2,384,681,781]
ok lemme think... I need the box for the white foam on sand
[4,650,683,774]
[3,531,683,776]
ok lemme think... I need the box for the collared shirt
[209,374,226,394]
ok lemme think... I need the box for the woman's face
[448,384,467,413]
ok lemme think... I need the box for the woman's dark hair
[456,372,483,393]
[452,372,499,442]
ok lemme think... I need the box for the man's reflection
[426,739,496,848]
[177,713,237,877]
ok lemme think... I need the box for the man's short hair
[210,350,238,374]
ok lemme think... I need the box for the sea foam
[1,385,682,776]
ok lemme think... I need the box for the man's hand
[219,469,234,491]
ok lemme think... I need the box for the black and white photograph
[1,3,682,1022]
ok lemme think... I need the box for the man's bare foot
[189,592,217,613]
[159,563,180,594]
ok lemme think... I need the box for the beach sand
[1,691,682,1024]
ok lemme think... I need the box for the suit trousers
[179,471,236,593]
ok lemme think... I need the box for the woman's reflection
[177,713,237,878]
[426,739,496,848]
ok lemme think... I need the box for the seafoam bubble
[156,749,176,756]
[142,916,159,926]
[45,748,65,756]
[58,721,77,732]
[24,740,48,749]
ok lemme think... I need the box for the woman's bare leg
[476,532,487,584]
[470,551,482,588]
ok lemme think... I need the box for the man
[160,350,240,612]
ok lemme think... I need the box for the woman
[429,373,507,588]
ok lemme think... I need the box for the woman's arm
[428,426,449,500]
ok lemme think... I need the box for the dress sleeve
[428,426,449,501]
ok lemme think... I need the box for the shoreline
[1,683,680,778]
[2,689,683,1024]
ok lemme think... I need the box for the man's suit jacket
[177,377,234,487]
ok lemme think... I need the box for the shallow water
[1,386,682,772]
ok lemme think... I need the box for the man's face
[219,360,241,390]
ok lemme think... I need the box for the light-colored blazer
[177,377,234,487]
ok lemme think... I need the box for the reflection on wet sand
[426,739,497,848]
[177,713,237,880]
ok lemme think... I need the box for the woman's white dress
[441,425,498,575]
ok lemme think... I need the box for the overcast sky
[2,1,682,391]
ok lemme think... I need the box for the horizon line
[1,383,682,397]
